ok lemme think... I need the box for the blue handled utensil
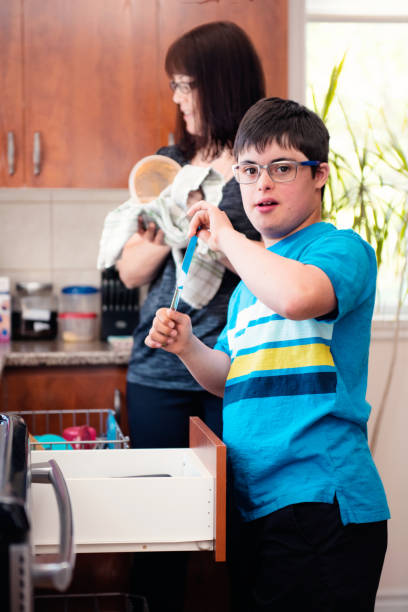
[170,234,198,310]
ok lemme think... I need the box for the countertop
[0,339,132,376]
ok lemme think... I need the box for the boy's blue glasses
[232,160,321,184]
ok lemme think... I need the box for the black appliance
[0,413,75,611]
[100,267,139,340]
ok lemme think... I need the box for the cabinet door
[0,0,25,186]
[23,0,160,187]
[156,0,288,147]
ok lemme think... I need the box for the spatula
[170,234,198,310]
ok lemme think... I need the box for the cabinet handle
[168,132,175,146]
[7,131,15,175]
[33,131,41,175]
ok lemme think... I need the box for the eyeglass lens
[169,81,194,94]
[234,162,298,184]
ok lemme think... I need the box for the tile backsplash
[0,188,129,295]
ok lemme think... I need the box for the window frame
[288,1,408,331]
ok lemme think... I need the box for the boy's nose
[257,167,275,190]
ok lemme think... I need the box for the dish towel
[97,164,226,309]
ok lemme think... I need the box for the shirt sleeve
[214,323,230,356]
[301,230,377,320]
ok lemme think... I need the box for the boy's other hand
[145,308,193,354]
[188,200,234,251]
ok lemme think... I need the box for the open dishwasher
[0,412,75,612]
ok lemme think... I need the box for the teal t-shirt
[215,222,390,524]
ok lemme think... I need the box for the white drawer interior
[31,448,215,553]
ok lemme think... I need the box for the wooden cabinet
[0,0,24,185]
[0,0,288,188]
[0,363,129,432]
[1,0,159,188]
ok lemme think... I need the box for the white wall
[368,324,408,609]
[0,188,128,293]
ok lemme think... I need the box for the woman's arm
[116,218,171,288]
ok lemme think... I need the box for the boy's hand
[188,200,235,251]
[145,308,193,354]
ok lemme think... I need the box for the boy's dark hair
[234,97,330,165]
[165,21,265,161]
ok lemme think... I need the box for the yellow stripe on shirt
[227,343,334,381]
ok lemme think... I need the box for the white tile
[0,270,54,294]
[0,188,52,203]
[0,202,52,269]
[51,188,128,203]
[52,201,120,269]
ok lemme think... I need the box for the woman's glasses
[232,160,321,184]
[169,80,196,95]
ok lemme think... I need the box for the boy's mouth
[255,199,278,209]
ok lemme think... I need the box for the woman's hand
[116,218,171,288]
[187,200,235,252]
[145,308,193,355]
[136,216,166,246]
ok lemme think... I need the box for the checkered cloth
[97,164,226,309]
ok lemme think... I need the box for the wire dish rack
[34,591,148,611]
[10,408,129,450]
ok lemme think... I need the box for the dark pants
[126,381,223,448]
[126,381,223,612]
[228,499,388,612]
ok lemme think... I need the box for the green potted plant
[311,58,408,453]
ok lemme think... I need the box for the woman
[118,21,265,448]
[116,21,265,611]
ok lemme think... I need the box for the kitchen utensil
[100,266,139,340]
[129,154,181,204]
[170,234,198,311]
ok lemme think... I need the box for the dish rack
[10,408,129,450]
[34,591,148,611]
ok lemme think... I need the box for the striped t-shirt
[215,222,390,525]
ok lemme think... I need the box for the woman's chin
[184,117,199,136]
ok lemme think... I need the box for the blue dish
[35,434,73,450]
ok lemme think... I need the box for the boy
[145,97,389,611]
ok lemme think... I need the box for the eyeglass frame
[232,160,321,184]
[169,80,197,95]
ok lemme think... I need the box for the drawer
[30,417,226,561]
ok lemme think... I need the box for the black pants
[126,381,223,448]
[228,499,387,612]
[126,381,223,612]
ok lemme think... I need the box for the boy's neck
[263,215,323,248]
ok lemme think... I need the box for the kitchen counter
[0,339,132,376]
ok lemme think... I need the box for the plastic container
[59,312,98,342]
[60,285,100,313]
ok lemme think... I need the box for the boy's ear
[315,162,330,188]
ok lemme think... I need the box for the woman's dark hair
[234,97,330,164]
[165,21,265,160]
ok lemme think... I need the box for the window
[290,1,408,319]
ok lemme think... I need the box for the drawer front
[31,448,215,553]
